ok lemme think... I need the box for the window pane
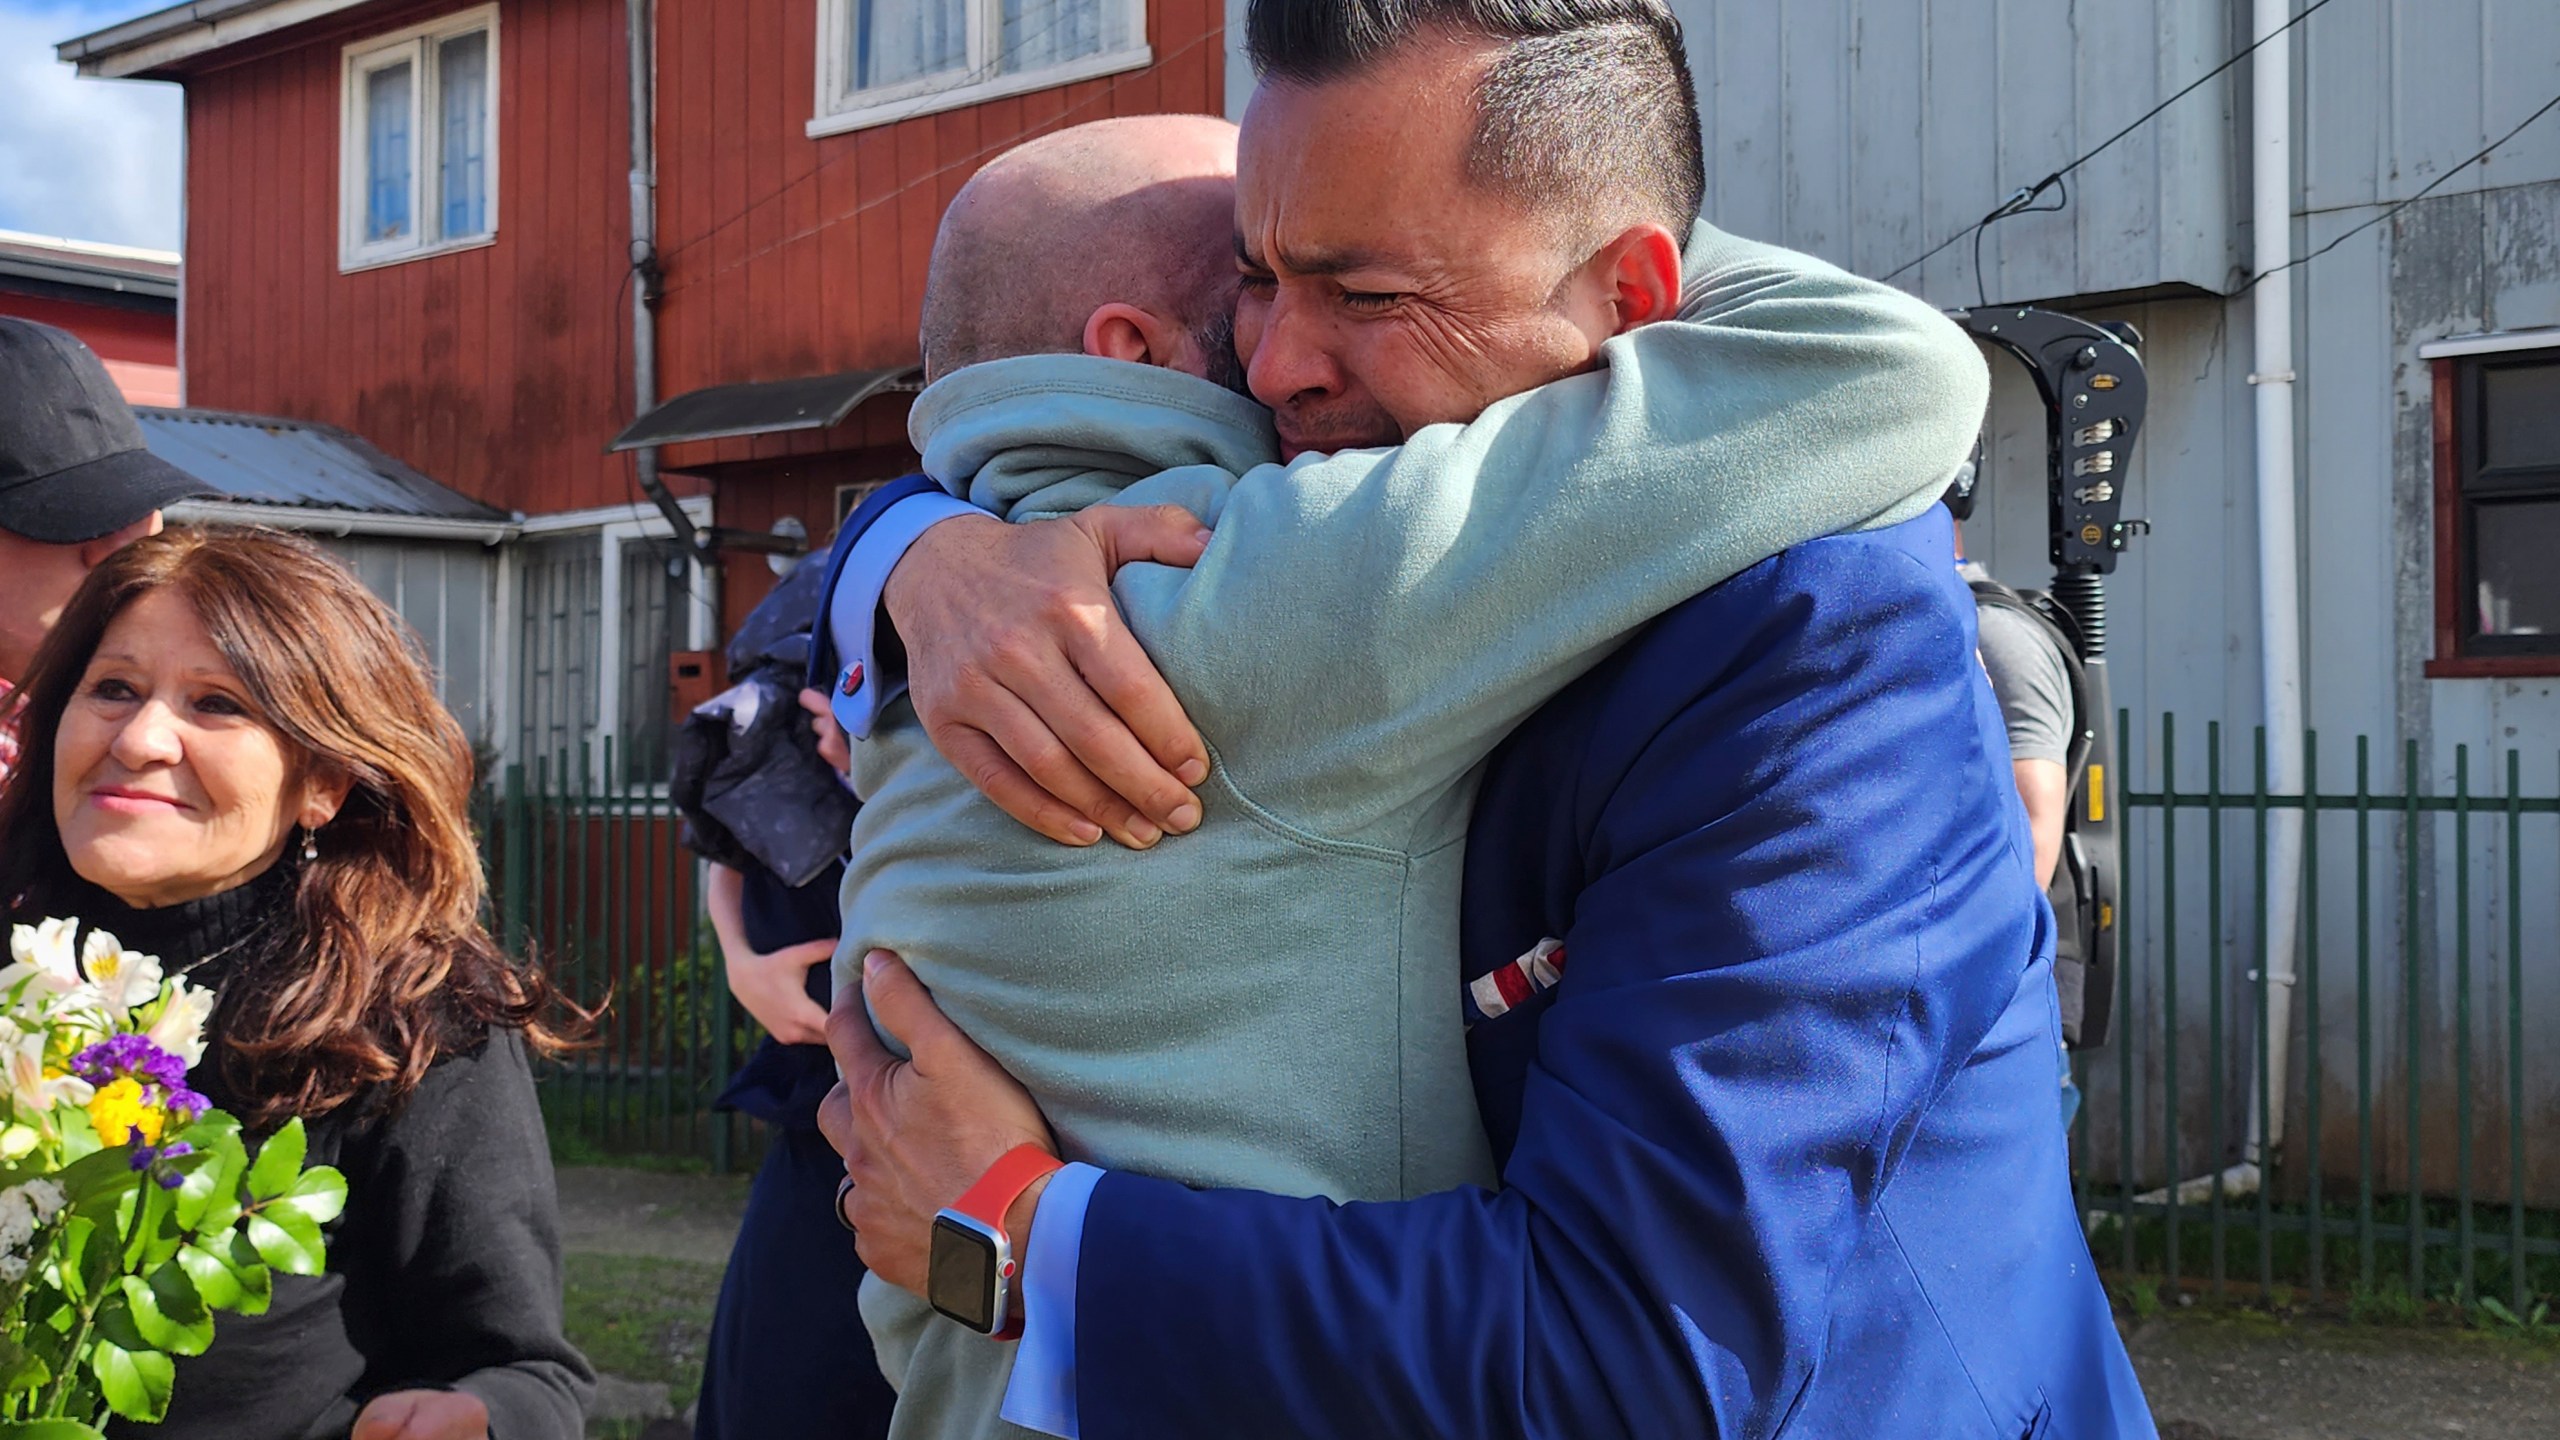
[619,538,691,784]
[2481,359,2560,472]
[1003,0,1117,73]
[438,30,491,240]
[515,536,602,769]
[2474,499,2560,638]
[852,0,967,92]
[365,60,414,243]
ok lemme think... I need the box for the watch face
[929,1213,1001,1333]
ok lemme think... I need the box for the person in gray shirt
[1962,554,2074,890]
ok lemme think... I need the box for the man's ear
[1587,222,1684,335]
[1083,303,1176,367]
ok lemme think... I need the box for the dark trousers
[695,1126,897,1438]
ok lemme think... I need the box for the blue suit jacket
[1070,510,2154,1438]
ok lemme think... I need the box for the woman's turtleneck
[59,853,301,993]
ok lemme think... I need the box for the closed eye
[1338,290,1401,313]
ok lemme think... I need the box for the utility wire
[1881,0,2346,288]
[2235,86,2560,293]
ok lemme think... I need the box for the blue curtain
[439,31,491,239]
[364,60,414,243]
[1002,0,1113,74]
[853,0,967,92]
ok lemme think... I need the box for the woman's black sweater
[60,866,595,1440]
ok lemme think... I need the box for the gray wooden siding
[323,536,500,752]
[1674,0,2242,305]
[1213,0,2560,1201]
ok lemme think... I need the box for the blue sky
[0,1,181,250]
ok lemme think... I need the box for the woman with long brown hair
[0,527,591,1440]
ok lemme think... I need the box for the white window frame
[338,6,500,273]
[809,0,1150,138]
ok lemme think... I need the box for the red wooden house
[61,0,1230,780]
[0,231,180,406]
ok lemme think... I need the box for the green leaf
[271,1165,347,1228]
[174,1110,241,1149]
[243,1118,306,1204]
[185,1132,250,1239]
[224,1232,272,1316]
[121,1270,212,1357]
[0,1420,111,1439]
[0,1333,44,1398]
[52,1147,139,1210]
[88,1335,174,1423]
[51,1217,94,1304]
[170,1130,240,1235]
[243,1209,324,1277]
[175,1243,243,1311]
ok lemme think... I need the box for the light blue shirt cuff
[825,488,982,740]
[998,1161,1103,1439]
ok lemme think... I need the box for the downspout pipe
[624,0,696,551]
[2130,0,2306,1218]
[2246,0,2307,1187]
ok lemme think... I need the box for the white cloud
[0,3,182,251]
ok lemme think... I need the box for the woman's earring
[301,826,320,863]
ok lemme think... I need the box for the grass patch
[564,1252,726,1413]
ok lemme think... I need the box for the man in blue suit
[815,0,2155,1433]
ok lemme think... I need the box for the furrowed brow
[1236,231,1392,279]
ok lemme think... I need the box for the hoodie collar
[907,355,1279,520]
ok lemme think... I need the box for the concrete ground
[2126,1308,2560,1440]
[554,1164,2560,1437]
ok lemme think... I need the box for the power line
[2235,86,2560,294]
[1880,0,2347,288]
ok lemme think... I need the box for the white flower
[0,1186,34,1255]
[79,931,163,1022]
[20,1180,62,1223]
[141,978,216,1070]
[0,1025,91,1117]
[1,919,86,1007]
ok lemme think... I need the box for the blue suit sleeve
[804,477,979,737]
[999,1162,1103,1437]
[1068,538,2040,1439]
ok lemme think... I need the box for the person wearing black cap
[0,318,211,765]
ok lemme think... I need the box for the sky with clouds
[0,2,181,250]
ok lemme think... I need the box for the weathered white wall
[1213,0,2560,1202]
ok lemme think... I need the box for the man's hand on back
[818,950,1055,1297]
[885,506,1213,850]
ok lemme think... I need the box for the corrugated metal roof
[136,408,505,521]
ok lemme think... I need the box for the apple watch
[927,1144,1063,1340]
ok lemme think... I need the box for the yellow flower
[84,1077,163,1147]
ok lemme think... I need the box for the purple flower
[127,1137,194,1185]
[73,1033,191,1092]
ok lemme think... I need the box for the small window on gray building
[2437,348,2560,675]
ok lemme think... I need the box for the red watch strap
[951,1143,1063,1235]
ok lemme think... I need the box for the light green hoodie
[840,222,1989,1440]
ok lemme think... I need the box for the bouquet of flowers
[0,919,345,1436]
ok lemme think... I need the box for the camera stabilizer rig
[1950,306,2150,1048]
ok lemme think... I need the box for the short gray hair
[1247,0,1706,244]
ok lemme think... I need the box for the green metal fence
[465,711,2560,1292]
[2082,712,2560,1319]
[479,746,752,1173]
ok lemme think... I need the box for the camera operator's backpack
[1969,578,2116,1049]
